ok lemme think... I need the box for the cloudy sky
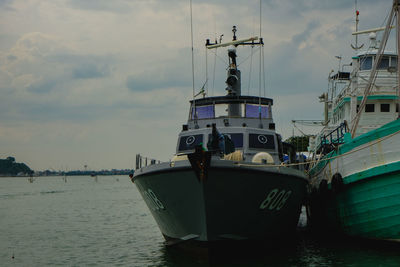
[0,0,394,171]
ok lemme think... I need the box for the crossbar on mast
[206,37,258,49]
[352,26,395,35]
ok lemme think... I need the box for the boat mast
[350,4,396,137]
[396,0,400,118]
[206,28,263,118]
[351,0,364,51]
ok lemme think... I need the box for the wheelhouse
[357,51,397,71]
[186,95,275,130]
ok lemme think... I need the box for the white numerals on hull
[259,188,292,211]
[144,188,165,211]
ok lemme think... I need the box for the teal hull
[328,167,400,241]
[308,119,400,242]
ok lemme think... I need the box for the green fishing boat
[307,0,400,242]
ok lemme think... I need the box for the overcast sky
[0,0,394,171]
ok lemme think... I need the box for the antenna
[189,0,198,128]
[190,0,195,98]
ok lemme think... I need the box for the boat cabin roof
[356,50,397,57]
[190,95,273,106]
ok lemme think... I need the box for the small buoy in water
[12,253,14,259]
[129,173,134,183]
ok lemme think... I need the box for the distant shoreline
[0,173,131,178]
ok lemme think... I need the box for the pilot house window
[391,56,398,68]
[381,103,390,112]
[360,56,372,70]
[365,104,375,113]
[245,104,269,118]
[378,56,390,70]
[191,105,214,119]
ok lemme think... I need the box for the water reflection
[154,230,400,267]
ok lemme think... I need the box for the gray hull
[133,160,307,244]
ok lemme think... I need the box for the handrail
[319,122,348,150]
[135,154,161,170]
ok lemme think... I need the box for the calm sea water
[1,176,400,267]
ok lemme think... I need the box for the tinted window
[191,105,214,119]
[209,133,243,148]
[249,134,275,149]
[378,56,389,70]
[391,56,398,67]
[365,104,375,112]
[178,134,203,151]
[246,104,269,118]
[360,56,372,70]
[381,103,390,112]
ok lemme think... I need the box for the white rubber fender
[251,152,274,164]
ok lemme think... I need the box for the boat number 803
[259,188,292,211]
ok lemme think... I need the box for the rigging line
[212,48,217,96]
[209,49,228,65]
[397,4,400,119]
[237,46,260,67]
[212,14,217,97]
[357,75,381,90]
[262,44,266,97]
[190,0,195,99]
[258,0,262,108]
[248,46,254,95]
[248,13,257,96]
[307,129,399,176]
[293,122,308,136]
[380,3,392,29]
[351,6,395,137]
[236,128,400,170]
[205,46,208,96]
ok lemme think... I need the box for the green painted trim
[343,161,400,185]
[359,95,398,100]
[309,119,400,176]
[333,95,399,114]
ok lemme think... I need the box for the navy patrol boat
[132,27,308,246]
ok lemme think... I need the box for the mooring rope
[235,128,400,170]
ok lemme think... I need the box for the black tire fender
[318,179,329,195]
[331,173,344,193]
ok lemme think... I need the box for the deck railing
[318,122,348,152]
[135,154,161,170]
